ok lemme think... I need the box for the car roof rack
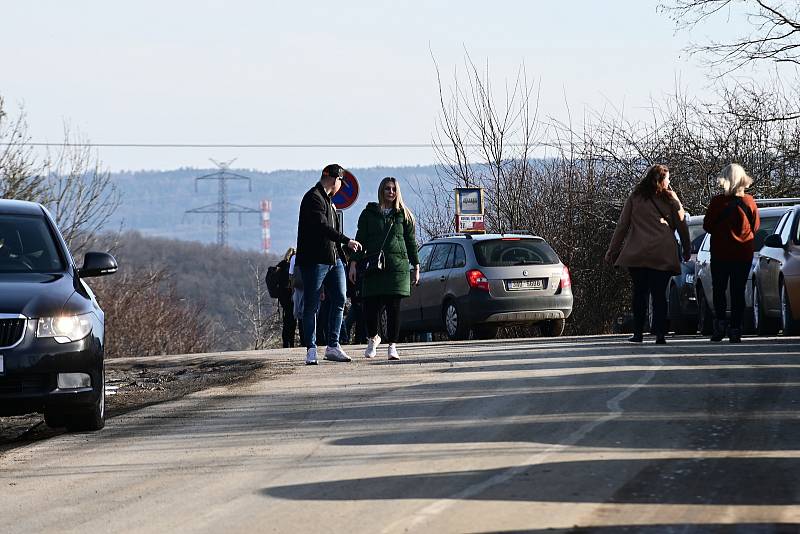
[755,198,800,207]
[432,232,473,240]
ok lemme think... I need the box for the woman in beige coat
[605,164,691,344]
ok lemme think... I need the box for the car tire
[780,280,800,335]
[697,288,713,336]
[65,369,105,432]
[754,283,780,336]
[473,325,499,339]
[443,301,469,341]
[542,318,566,337]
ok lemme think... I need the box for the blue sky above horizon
[1,1,767,173]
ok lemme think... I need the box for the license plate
[507,279,544,291]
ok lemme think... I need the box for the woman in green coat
[348,177,420,360]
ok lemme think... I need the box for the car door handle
[439,275,446,282]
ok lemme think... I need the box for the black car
[0,199,117,431]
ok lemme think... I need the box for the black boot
[710,320,727,342]
[729,327,742,343]
[655,336,666,344]
[628,333,643,343]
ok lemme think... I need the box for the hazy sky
[2,1,734,172]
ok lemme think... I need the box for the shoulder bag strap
[376,214,396,253]
[649,197,675,230]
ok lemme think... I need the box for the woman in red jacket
[702,163,760,343]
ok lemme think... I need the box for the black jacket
[296,183,351,266]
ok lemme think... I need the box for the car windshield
[473,238,559,266]
[0,214,65,273]
[754,214,783,251]
[688,223,707,254]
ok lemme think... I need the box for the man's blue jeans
[299,259,346,349]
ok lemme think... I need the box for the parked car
[664,214,706,333]
[752,204,800,335]
[398,233,573,340]
[694,200,800,335]
[0,199,117,431]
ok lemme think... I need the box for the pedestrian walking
[295,163,362,365]
[349,177,420,360]
[289,252,305,346]
[702,163,760,343]
[605,164,691,344]
[275,247,297,348]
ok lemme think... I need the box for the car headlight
[685,274,694,284]
[36,313,93,343]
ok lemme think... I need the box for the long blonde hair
[718,163,753,196]
[283,247,296,262]
[378,177,415,224]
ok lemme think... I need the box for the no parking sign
[332,170,359,210]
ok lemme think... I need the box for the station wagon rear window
[473,239,559,267]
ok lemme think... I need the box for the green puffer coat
[352,203,420,298]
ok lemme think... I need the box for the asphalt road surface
[3,335,800,533]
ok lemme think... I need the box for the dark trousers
[629,267,672,337]
[711,259,751,330]
[279,297,296,348]
[364,295,401,344]
[340,299,367,344]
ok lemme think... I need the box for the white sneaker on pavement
[388,343,399,361]
[364,335,381,358]
[324,344,352,362]
[305,347,318,365]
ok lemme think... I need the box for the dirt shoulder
[0,351,297,451]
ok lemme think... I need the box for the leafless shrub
[233,263,281,349]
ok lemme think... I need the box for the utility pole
[185,158,260,248]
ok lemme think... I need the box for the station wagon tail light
[560,266,572,289]
[466,269,490,291]
[36,313,93,343]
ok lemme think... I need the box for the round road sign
[332,170,359,210]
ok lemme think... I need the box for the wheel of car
[542,318,566,337]
[65,368,105,432]
[780,281,800,335]
[754,283,780,336]
[443,301,469,341]
[473,325,499,339]
[697,288,713,336]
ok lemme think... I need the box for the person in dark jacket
[277,247,297,348]
[348,177,419,360]
[702,163,760,343]
[296,163,362,365]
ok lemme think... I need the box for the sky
[1,1,739,173]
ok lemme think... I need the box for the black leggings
[629,267,673,337]
[711,259,751,329]
[364,295,401,344]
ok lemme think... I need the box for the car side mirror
[79,252,118,278]
[764,234,785,249]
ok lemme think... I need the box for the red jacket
[702,194,760,262]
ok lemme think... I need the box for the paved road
[3,335,800,533]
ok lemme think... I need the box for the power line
[0,142,442,148]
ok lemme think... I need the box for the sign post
[454,187,485,233]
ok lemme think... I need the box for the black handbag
[358,216,395,276]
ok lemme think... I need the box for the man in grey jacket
[295,164,362,365]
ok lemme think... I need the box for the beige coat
[607,192,691,274]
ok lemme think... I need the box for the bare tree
[234,263,281,349]
[0,97,47,201]
[661,0,800,75]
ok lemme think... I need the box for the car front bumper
[0,321,103,416]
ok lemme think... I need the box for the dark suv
[399,233,573,340]
[0,199,117,431]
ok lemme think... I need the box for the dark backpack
[265,264,282,298]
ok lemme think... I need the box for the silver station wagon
[399,233,573,340]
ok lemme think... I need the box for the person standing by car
[349,177,420,360]
[296,164,362,365]
[605,164,691,344]
[702,163,760,343]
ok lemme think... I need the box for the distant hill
[109,165,441,253]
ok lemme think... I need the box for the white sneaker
[324,344,352,362]
[388,344,399,361]
[305,347,318,365]
[364,335,381,358]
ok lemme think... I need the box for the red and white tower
[260,200,272,254]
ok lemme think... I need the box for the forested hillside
[108,165,439,253]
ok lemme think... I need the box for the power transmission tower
[185,158,260,248]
